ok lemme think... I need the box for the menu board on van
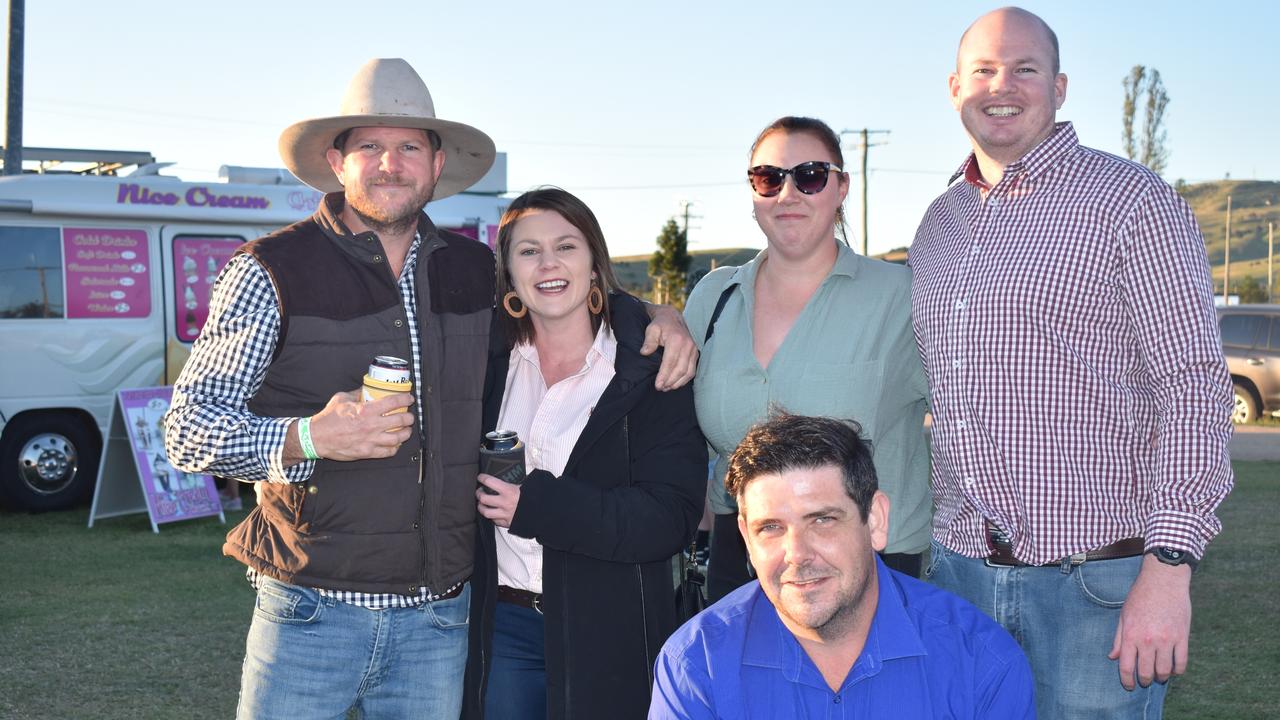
[173,236,242,341]
[63,227,151,319]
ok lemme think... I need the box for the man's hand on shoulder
[642,302,698,391]
[283,389,414,465]
[1109,553,1193,690]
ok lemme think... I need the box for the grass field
[1,464,1276,719]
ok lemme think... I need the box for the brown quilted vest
[224,194,493,595]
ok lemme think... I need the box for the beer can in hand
[480,430,526,495]
[362,356,412,415]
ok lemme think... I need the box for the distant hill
[1179,179,1279,289]
[610,244,910,299]
[610,247,760,297]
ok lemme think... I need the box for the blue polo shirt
[649,557,1034,719]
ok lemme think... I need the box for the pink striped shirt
[909,123,1234,564]
[494,326,618,593]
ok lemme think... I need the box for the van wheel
[0,414,100,511]
[1232,382,1259,425]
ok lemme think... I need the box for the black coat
[462,293,706,720]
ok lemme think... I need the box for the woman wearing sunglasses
[462,187,706,720]
[685,116,931,602]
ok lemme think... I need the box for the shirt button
[957,420,967,428]
[307,485,318,495]
[411,454,419,462]
[409,585,417,593]
[833,694,842,704]
[394,319,404,328]
[964,477,976,487]
[954,300,966,310]
[373,254,383,263]
[952,360,961,369]
[426,385,433,394]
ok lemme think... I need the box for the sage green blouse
[685,243,932,555]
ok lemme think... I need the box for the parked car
[1217,304,1280,424]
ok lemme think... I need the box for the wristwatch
[1150,546,1199,571]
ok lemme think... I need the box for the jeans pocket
[254,577,324,624]
[924,541,948,579]
[1073,557,1141,609]
[425,583,470,630]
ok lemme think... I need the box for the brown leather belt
[985,523,1145,568]
[497,585,543,614]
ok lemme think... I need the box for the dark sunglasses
[747,161,843,197]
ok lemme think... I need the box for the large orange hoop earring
[588,285,604,315]
[503,291,527,319]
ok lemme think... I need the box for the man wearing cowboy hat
[165,58,697,718]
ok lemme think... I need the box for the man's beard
[346,175,434,236]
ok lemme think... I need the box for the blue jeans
[927,541,1167,720]
[237,577,470,720]
[484,600,546,720]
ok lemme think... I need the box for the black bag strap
[703,283,736,344]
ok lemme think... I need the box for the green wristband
[298,417,320,461]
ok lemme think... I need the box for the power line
[566,181,740,191]
[503,139,740,151]
[553,166,951,193]
[28,97,276,127]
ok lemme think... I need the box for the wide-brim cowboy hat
[279,58,496,198]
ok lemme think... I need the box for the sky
[8,1,1279,258]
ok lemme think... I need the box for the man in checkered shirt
[908,8,1234,719]
[164,59,696,719]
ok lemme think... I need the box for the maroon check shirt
[909,122,1233,564]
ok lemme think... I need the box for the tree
[1121,65,1170,176]
[649,218,690,309]
[1235,275,1268,304]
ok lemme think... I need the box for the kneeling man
[650,414,1034,719]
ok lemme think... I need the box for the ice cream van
[0,148,510,511]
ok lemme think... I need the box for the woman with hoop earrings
[462,187,705,720]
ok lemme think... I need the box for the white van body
[0,150,510,510]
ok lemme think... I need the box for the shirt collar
[740,557,928,690]
[399,232,423,278]
[726,241,863,294]
[513,321,617,369]
[949,121,1079,188]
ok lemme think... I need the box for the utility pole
[840,128,889,255]
[4,0,24,175]
[1223,195,1232,304]
[1269,222,1274,303]
[679,200,701,243]
[677,200,699,302]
